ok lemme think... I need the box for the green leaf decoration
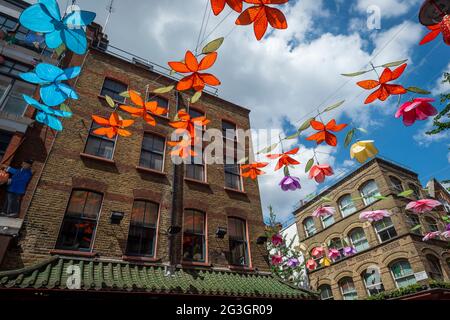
[285,132,300,140]
[60,103,72,114]
[305,158,314,173]
[201,37,224,54]
[105,95,115,108]
[406,87,431,95]
[357,127,368,134]
[321,196,332,202]
[283,166,290,177]
[55,43,66,57]
[190,91,202,104]
[341,70,371,77]
[119,91,130,98]
[153,85,175,94]
[381,59,408,68]
[397,189,414,197]
[257,143,278,155]
[237,157,248,164]
[410,225,422,232]
[373,195,388,200]
[352,196,363,201]
[324,100,345,112]
[298,117,315,132]
[442,216,450,223]
[344,128,355,148]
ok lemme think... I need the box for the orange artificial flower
[267,147,300,171]
[241,162,269,179]
[236,0,288,41]
[357,63,408,104]
[169,109,210,139]
[167,137,199,159]
[306,119,347,147]
[91,112,134,139]
[211,0,243,16]
[168,51,221,92]
[119,90,168,126]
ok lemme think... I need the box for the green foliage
[427,72,450,136]
[366,281,450,300]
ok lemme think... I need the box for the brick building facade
[294,158,450,300]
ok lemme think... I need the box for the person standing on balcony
[0,160,33,218]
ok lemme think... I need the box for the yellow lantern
[350,140,378,163]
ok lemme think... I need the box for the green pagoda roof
[0,256,315,299]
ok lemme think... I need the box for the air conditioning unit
[132,57,154,71]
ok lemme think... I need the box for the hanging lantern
[350,140,379,164]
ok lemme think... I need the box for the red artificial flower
[309,164,334,183]
[235,0,288,41]
[266,147,300,171]
[91,112,134,139]
[306,120,347,147]
[241,162,269,179]
[357,64,408,104]
[120,90,168,126]
[419,15,450,46]
[306,258,317,271]
[168,51,221,92]
[210,0,243,16]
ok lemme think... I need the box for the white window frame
[339,194,357,217]
[390,260,417,289]
[321,213,335,228]
[339,278,358,300]
[374,217,397,243]
[319,285,334,300]
[303,218,316,237]
[363,268,384,296]
[349,228,369,252]
[360,180,381,206]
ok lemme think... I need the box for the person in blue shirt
[1,160,33,218]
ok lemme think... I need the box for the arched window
[228,217,249,266]
[389,176,403,193]
[321,211,335,228]
[319,284,334,300]
[362,267,385,296]
[427,255,444,281]
[303,217,316,237]
[408,183,421,199]
[390,260,416,288]
[183,210,206,263]
[126,200,159,257]
[349,228,369,252]
[329,237,344,260]
[360,180,381,206]
[339,277,358,300]
[406,214,422,235]
[339,194,357,217]
[425,217,439,232]
[56,190,102,251]
[374,217,397,243]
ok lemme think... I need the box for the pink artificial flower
[328,248,340,260]
[309,165,334,183]
[306,258,317,271]
[395,98,438,126]
[422,231,441,241]
[359,210,391,222]
[271,234,283,247]
[311,247,325,257]
[271,254,283,265]
[406,199,441,214]
[312,206,336,218]
[441,231,450,239]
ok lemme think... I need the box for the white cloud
[355,0,421,18]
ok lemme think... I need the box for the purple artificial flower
[272,234,283,247]
[279,175,301,191]
[343,246,357,257]
[446,224,450,232]
[287,258,299,268]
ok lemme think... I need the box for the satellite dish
[419,0,450,26]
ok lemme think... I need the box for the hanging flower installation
[91,112,134,139]
[359,210,391,222]
[419,14,450,46]
[235,0,288,41]
[309,164,334,183]
[168,51,221,92]
[241,162,269,179]
[120,90,168,126]
[271,234,283,246]
[312,206,335,218]
[169,109,210,138]
[22,95,72,131]
[306,120,347,147]
[395,98,438,126]
[311,246,324,258]
[211,0,243,15]
[279,175,301,191]
[320,256,332,267]
[422,231,441,241]
[287,258,299,268]
[350,140,379,163]
[167,137,200,159]
[357,64,407,104]
[20,63,80,107]
[271,254,283,265]
[306,259,317,271]
[19,0,96,55]
[343,247,357,257]
[266,147,300,171]
[328,248,340,260]
[405,199,441,213]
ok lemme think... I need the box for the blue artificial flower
[20,63,80,107]
[19,0,96,55]
[23,95,72,131]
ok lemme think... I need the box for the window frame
[362,267,385,296]
[339,277,358,300]
[55,189,103,252]
[147,93,170,118]
[360,180,381,206]
[228,216,251,267]
[374,217,397,243]
[83,121,118,160]
[303,217,316,238]
[184,107,207,182]
[182,209,207,264]
[138,131,166,172]
[425,217,439,232]
[390,260,417,289]
[321,212,335,228]
[426,254,444,281]
[338,194,357,217]
[349,228,369,253]
[406,213,422,235]
[389,176,403,193]
[99,78,128,103]
[319,284,334,300]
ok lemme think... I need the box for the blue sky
[34,0,449,223]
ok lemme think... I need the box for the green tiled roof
[0,256,315,299]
